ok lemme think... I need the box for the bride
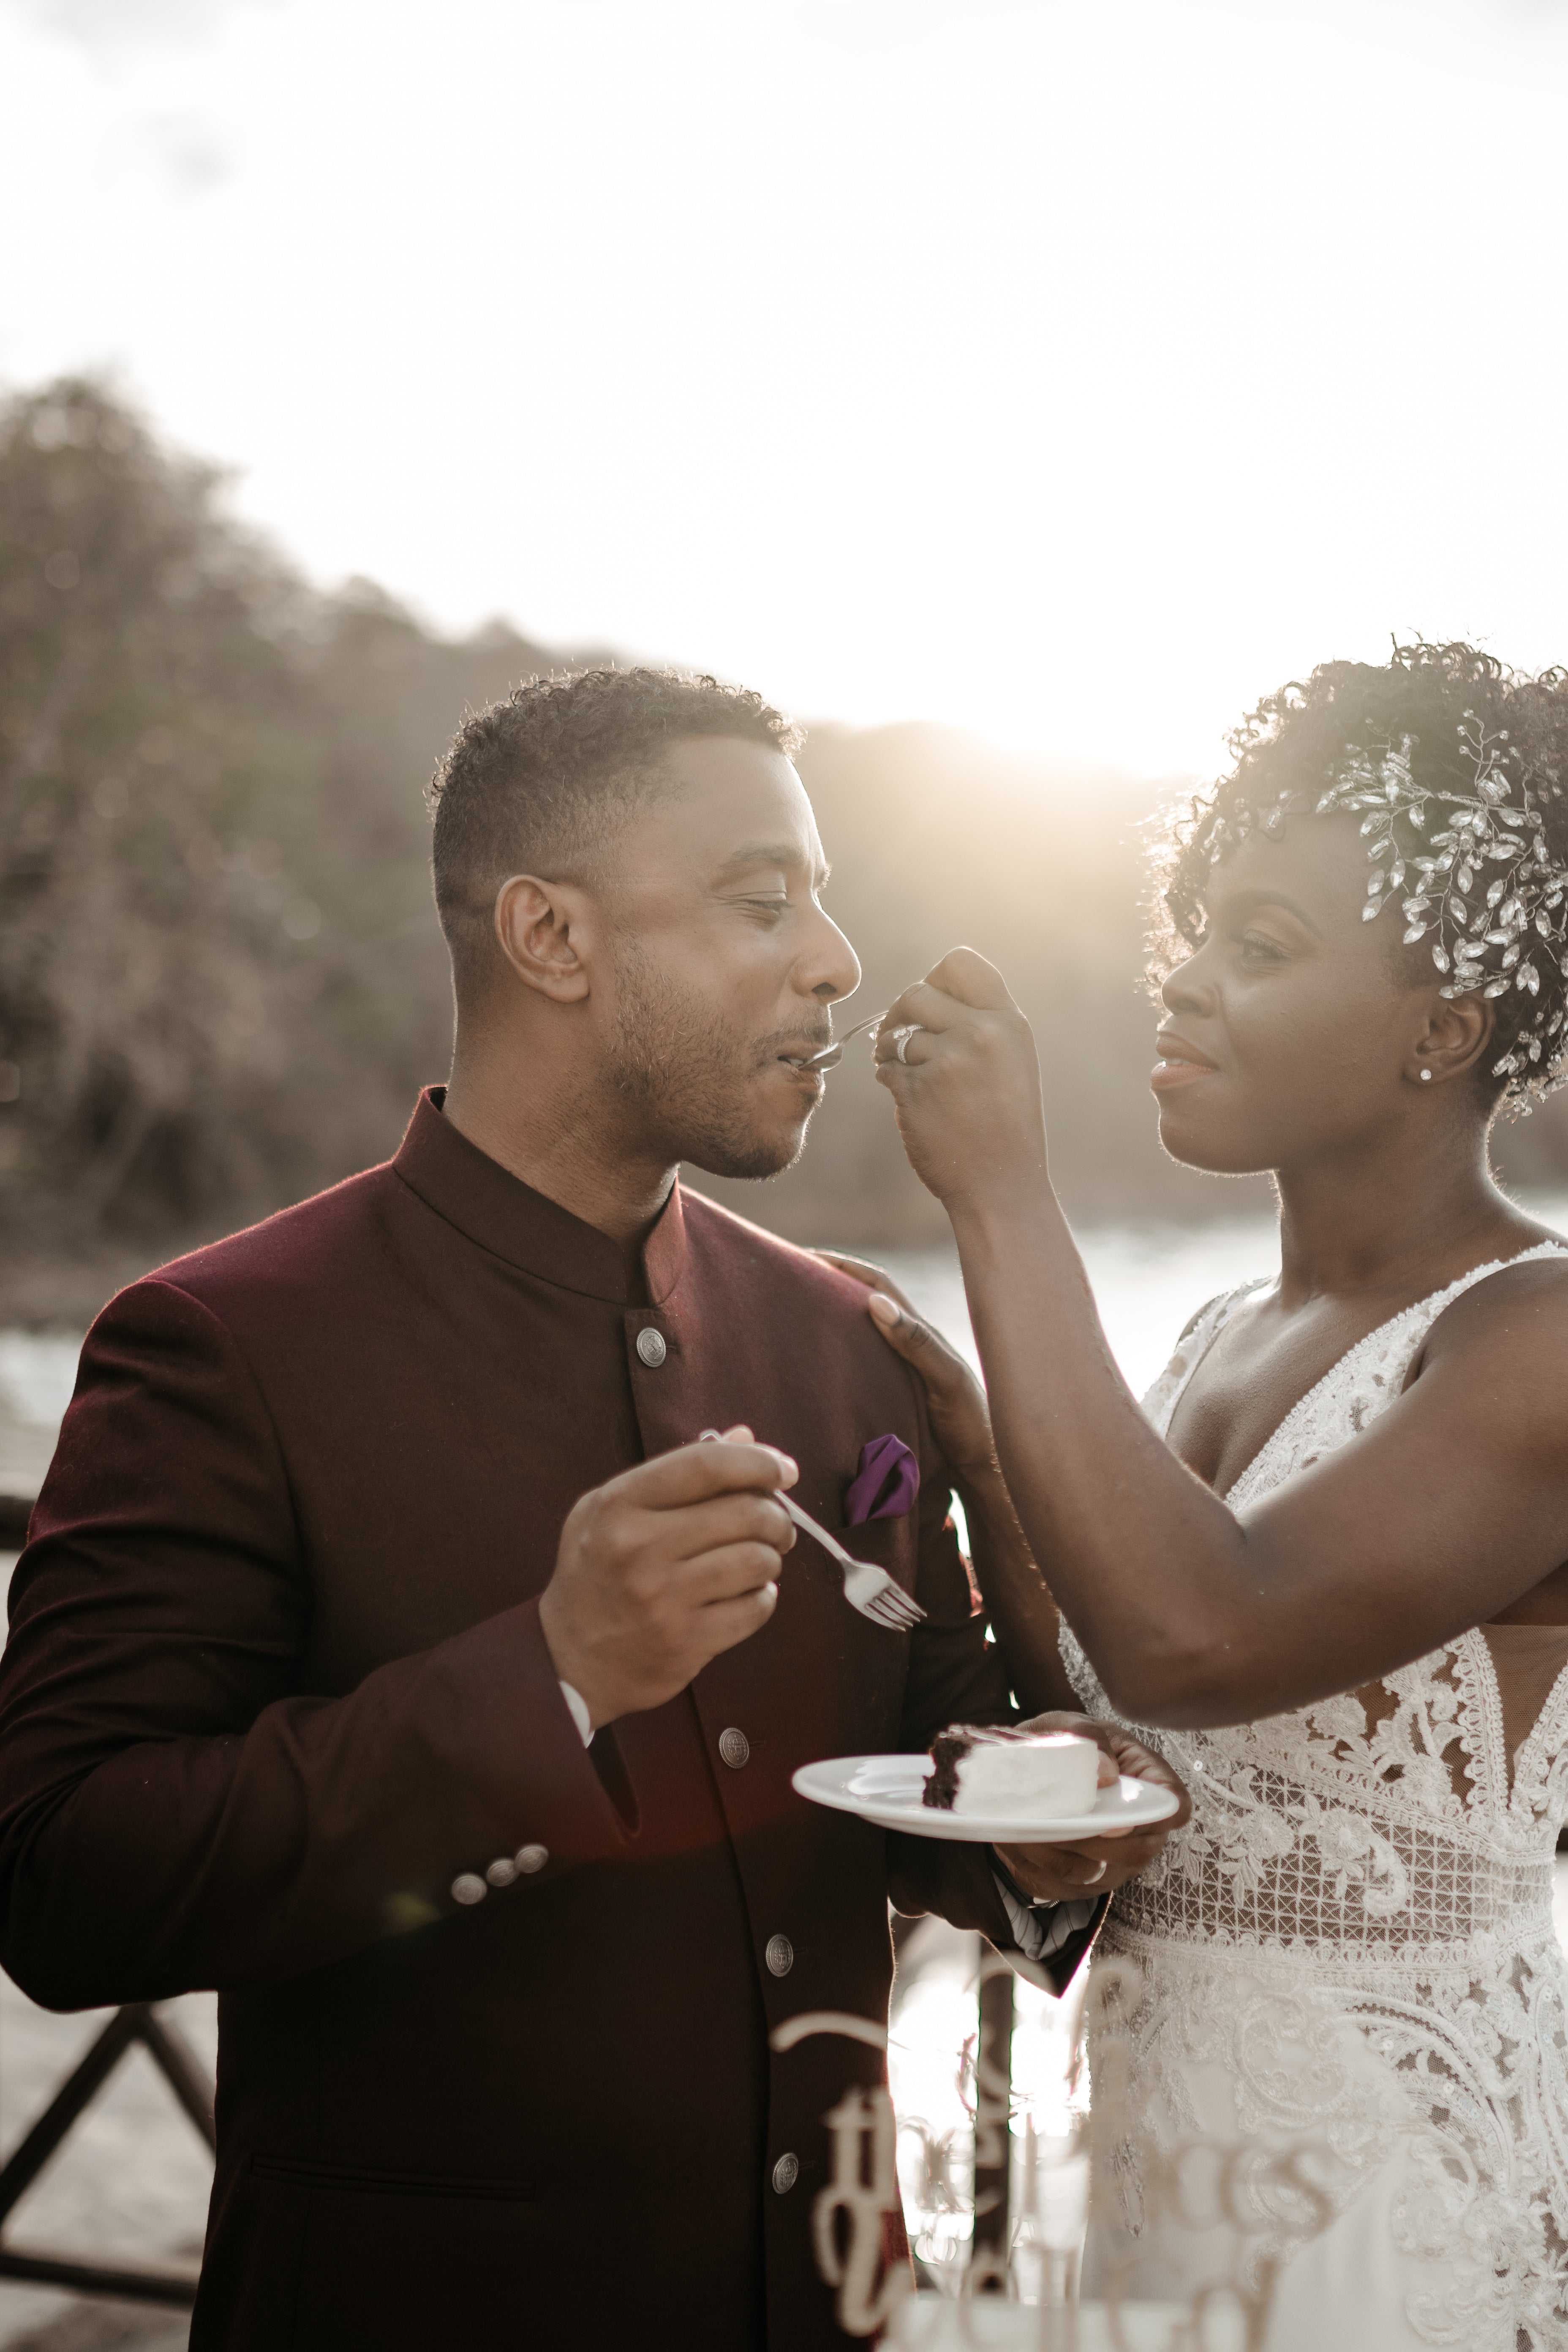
[836,642,1568,2348]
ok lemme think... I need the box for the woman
[836,644,1568,2348]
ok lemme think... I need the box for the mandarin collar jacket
[0,1090,1086,2351]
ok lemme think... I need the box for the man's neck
[441,1054,677,1276]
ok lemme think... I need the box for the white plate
[791,1753,1181,1843]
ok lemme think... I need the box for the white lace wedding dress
[1064,1246,1568,2350]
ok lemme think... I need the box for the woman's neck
[1272,1116,1533,1309]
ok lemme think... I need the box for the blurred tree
[1,376,330,1226]
[0,378,558,1240]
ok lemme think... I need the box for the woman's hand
[814,1252,997,1483]
[874,948,1049,1212]
[994,1712,1191,1903]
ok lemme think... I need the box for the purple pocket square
[844,1433,920,1525]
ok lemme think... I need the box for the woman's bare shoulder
[1421,1239,1568,1368]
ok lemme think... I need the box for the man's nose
[803,908,862,1004]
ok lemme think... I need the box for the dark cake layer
[923,1722,1027,1810]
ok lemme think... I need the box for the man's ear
[493,875,594,1003]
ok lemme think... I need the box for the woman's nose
[1161,948,1213,1013]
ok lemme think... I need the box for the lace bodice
[1062,1243,1568,1978]
[1063,1245,1568,2349]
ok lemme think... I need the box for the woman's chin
[1154,1102,1273,1178]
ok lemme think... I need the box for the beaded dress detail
[1064,1245,1568,2350]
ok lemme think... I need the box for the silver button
[718,1727,750,1769]
[765,1933,794,1977]
[451,1873,487,1906]
[486,1856,517,1888]
[634,1327,667,1368]
[514,1843,549,1875]
[772,2152,799,2194]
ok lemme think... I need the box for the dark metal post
[970,1958,1014,2285]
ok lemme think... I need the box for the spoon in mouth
[797,1010,888,1073]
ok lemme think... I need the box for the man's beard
[607,944,817,1181]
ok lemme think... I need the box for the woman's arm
[814,1253,1078,1714]
[873,952,1568,1729]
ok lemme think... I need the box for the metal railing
[0,2001,215,2309]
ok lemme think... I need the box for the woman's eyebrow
[1212,887,1325,939]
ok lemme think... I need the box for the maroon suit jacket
[0,1091,1070,2350]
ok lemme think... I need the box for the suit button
[451,1873,487,1906]
[765,1934,794,1977]
[515,1843,549,1874]
[634,1328,667,1367]
[719,1727,750,1769]
[772,2152,799,2194]
[486,1857,517,1888]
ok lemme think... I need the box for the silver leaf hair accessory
[1199,712,1568,1105]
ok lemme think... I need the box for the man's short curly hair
[1155,641,1568,1111]
[428,665,803,988]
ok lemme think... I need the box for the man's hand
[994,1711,1190,1906]
[539,1426,796,1733]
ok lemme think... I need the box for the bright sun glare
[2,0,1565,776]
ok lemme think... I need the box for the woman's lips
[1150,1042,1220,1094]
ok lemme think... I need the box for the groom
[0,668,1179,2350]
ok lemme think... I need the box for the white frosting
[952,1731,1101,1820]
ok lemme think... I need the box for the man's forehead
[646,738,824,875]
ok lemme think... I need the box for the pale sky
[3,0,1565,776]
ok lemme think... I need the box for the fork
[697,1430,926,1633]
[776,1490,927,1632]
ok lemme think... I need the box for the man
[0,668,1178,2349]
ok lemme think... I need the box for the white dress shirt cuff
[991,1872,1098,1991]
[559,1680,593,1746]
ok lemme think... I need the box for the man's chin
[684,1119,811,1184]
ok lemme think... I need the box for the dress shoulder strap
[1224,1239,1568,1509]
[1141,1276,1273,1435]
[1406,1239,1568,1338]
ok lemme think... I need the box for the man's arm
[0,1279,634,2007]
[0,1281,793,2010]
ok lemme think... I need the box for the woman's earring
[1419,1067,1433,1083]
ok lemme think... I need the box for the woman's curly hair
[1153,641,1568,1109]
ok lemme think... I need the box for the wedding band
[896,1027,917,1065]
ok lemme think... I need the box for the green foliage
[0,378,553,1235]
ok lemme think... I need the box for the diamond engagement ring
[894,1026,918,1064]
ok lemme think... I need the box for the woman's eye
[1239,929,1286,964]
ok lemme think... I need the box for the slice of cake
[922,1724,1101,1820]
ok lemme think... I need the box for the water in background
[872,1188,1568,1400]
[870,1218,1279,1399]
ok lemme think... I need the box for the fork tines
[865,1589,924,1631]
